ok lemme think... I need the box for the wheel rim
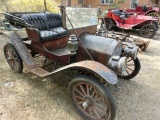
[72,82,111,120]
[4,46,20,71]
[141,25,154,38]
[122,57,135,77]
[147,12,160,24]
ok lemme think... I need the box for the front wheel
[69,75,116,120]
[118,57,141,80]
[102,19,114,31]
[139,24,156,38]
[4,43,23,73]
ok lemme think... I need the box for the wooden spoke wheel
[69,75,116,120]
[118,57,141,80]
[147,12,160,24]
[139,24,156,38]
[4,43,23,73]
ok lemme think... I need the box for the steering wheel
[122,8,130,17]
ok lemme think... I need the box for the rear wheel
[152,21,159,30]
[69,75,116,120]
[4,43,23,73]
[139,24,156,38]
[147,12,160,24]
[118,57,141,80]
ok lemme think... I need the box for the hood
[80,33,123,57]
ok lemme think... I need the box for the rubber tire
[118,57,141,80]
[139,24,156,38]
[152,21,159,31]
[68,75,116,120]
[105,19,114,31]
[4,43,23,73]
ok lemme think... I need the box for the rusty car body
[1,6,141,120]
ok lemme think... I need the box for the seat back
[111,9,121,20]
[135,6,143,11]
[21,12,63,31]
[21,13,48,30]
[45,13,62,29]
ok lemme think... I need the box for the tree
[0,0,9,12]
[109,0,126,9]
[0,0,59,13]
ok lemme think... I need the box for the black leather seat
[40,30,59,40]
[50,27,68,37]
[45,13,68,38]
[22,13,67,42]
[22,13,48,31]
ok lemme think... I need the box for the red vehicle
[103,9,158,38]
[126,5,160,24]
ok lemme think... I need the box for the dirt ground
[0,29,160,120]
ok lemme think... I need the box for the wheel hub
[82,97,94,109]
[7,50,15,61]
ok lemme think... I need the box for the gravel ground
[0,30,160,120]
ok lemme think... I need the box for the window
[100,0,114,5]
[130,0,138,8]
[155,0,159,5]
[78,0,83,4]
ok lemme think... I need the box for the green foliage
[110,0,126,9]
[117,0,126,4]
[1,0,59,13]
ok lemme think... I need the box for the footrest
[31,67,49,77]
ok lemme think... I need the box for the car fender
[46,60,118,85]
[132,20,155,28]
[144,10,156,15]
[1,31,38,70]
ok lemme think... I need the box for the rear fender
[144,10,156,15]
[132,20,153,28]
[1,31,38,70]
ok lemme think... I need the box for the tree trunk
[44,0,47,12]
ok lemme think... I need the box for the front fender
[46,60,118,85]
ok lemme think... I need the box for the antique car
[102,9,158,38]
[126,4,160,24]
[1,6,140,120]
